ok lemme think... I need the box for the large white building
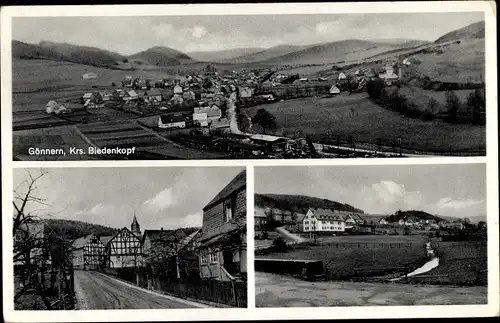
[300,208,346,233]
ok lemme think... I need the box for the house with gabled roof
[105,217,142,269]
[198,170,247,281]
[300,208,346,234]
[158,113,186,129]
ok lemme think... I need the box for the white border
[2,1,499,321]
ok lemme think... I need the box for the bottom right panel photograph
[254,163,487,307]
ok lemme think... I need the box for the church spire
[131,214,141,237]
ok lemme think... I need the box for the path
[73,270,207,309]
[255,272,487,307]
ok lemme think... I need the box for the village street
[255,272,488,307]
[73,271,208,309]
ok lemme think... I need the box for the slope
[43,219,119,241]
[12,40,127,68]
[255,193,364,214]
[188,47,265,62]
[262,40,401,65]
[435,21,485,43]
[128,46,194,66]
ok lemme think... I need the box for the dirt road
[73,270,207,309]
[256,272,487,307]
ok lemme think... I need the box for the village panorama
[11,13,486,160]
[254,165,487,307]
[13,167,248,310]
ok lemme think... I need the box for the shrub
[445,90,461,120]
[272,237,288,252]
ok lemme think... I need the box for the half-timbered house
[106,222,142,269]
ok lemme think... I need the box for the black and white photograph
[254,164,487,307]
[12,167,247,310]
[1,2,498,322]
[10,11,487,160]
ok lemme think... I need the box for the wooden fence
[306,242,415,249]
[153,278,247,308]
[104,267,247,308]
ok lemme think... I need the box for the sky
[13,167,244,230]
[12,12,484,54]
[255,164,486,220]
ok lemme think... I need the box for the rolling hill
[224,44,313,64]
[255,193,364,214]
[128,46,193,66]
[188,47,265,62]
[12,40,127,68]
[435,20,485,43]
[383,210,444,223]
[260,40,409,66]
[43,219,119,241]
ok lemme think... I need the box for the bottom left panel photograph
[12,166,248,310]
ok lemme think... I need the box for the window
[224,198,233,222]
[210,251,219,263]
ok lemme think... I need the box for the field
[255,272,487,307]
[246,93,485,153]
[427,241,487,285]
[258,235,428,280]
[415,39,485,83]
[399,87,476,114]
[13,125,95,160]
[12,59,174,112]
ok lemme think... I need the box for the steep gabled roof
[203,170,246,211]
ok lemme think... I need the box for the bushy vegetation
[366,79,485,125]
[384,210,443,223]
[255,193,364,214]
[43,219,119,241]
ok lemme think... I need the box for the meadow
[258,235,428,280]
[247,93,485,153]
[427,241,487,285]
[12,59,175,112]
[13,125,94,161]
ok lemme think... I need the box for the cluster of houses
[254,207,374,236]
[378,216,464,231]
[71,170,247,282]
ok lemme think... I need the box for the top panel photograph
[11,12,486,160]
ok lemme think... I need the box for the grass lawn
[259,235,428,279]
[246,93,485,153]
[428,241,487,285]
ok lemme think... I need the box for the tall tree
[252,108,277,134]
[466,87,485,124]
[445,90,461,120]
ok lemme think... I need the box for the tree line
[366,79,485,125]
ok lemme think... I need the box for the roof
[210,118,230,129]
[203,170,246,211]
[127,90,138,97]
[199,228,242,248]
[160,114,185,124]
[250,134,286,142]
[142,229,187,244]
[195,106,221,118]
[147,89,162,96]
[46,100,59,108]
[73,236,89,249]
[100,236,113,246]
[308,208,345,221]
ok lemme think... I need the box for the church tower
[131,215,141,238]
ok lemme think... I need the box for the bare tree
[13,170,52,308]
